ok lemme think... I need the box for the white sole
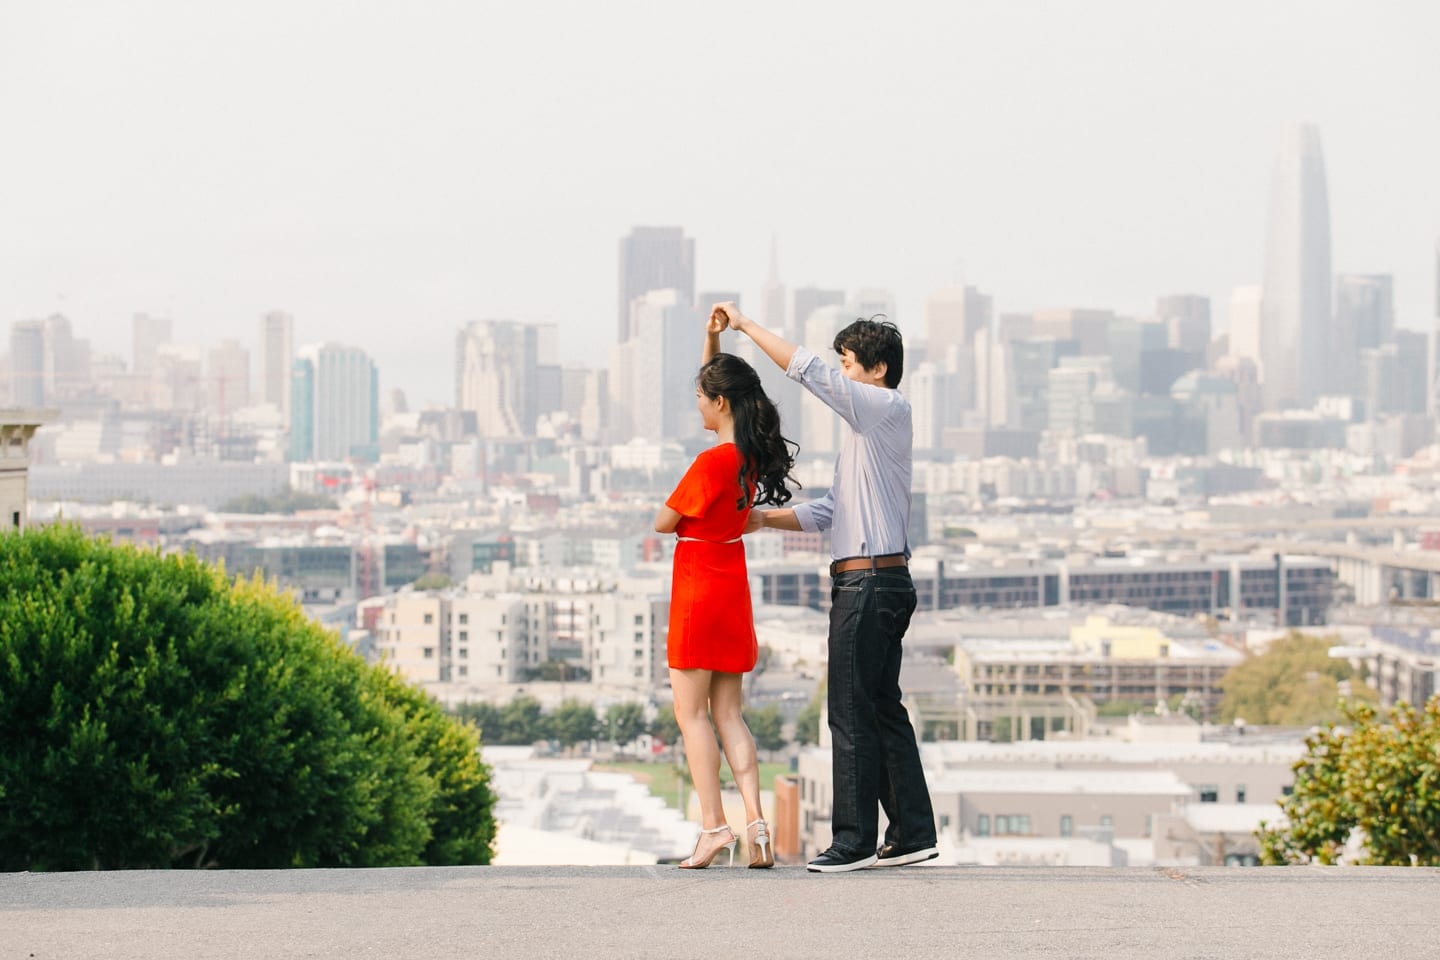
[806,854,878,873]
[871,847,938,867]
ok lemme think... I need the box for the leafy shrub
[0,526,494,870]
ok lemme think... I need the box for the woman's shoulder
[696,442,739,464]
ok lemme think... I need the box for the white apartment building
[367,566,669,693]
[451,594,531,683]
[373,593,451,684]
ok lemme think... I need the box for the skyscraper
[617,227,694,343]
[972,327,1011,429]
[259,311,294,417]
[8,321,45,407]
[289,343,378,462]
[925,285,993,361]
[207,340,251,419]
[132,313,172,377]
[1227,286,1264,371]
[791,286,845,345]
[609,289,698,442]
[1156,294,1211,357]
[1260,124,1332,410]
[455,320,538,438]
[39,314,90,400]
[1433,240,1440,423]
[1334,275,1394,396]
[849,289,896,328]
[925,286,992,416]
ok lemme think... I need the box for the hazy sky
[2,0,1437,406]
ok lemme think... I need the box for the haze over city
[3,0,1438,405]
[12,0,1440,892]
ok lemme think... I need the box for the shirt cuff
[785,345,817,383]
[791,501,822,533]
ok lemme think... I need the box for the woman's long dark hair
[698,353,799,510]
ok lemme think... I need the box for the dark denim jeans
[825,567,936,856]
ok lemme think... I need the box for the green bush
[0,525,495,870]
[1259,697,1440,866]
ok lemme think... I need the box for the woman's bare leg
[710,671,764,826]
[670,667,726,828]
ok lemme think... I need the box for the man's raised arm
[713,302,796,372]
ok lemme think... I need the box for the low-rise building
[364,563,669,694]
[793,732,1303,867]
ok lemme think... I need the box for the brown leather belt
[830,554,908,576]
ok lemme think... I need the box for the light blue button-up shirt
[785,345,912,561]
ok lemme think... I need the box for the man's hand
[706,308,728,336]
[743,510,766,535]
[713,301,795,372]
[713,301,747,333]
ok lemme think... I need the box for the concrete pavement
[3,864,1436,959]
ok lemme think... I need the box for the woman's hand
[713,301,747,333]
[706,307,728,336]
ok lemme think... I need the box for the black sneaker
[806,847,879,873]
[871,841,939,867]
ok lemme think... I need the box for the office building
[609,289,700,443]
[456,319,539,438]
[926,286,993,359]
[132,313,172,377]
[1333,275,1394,396]
[207,339,251,419]
[290,343,379,462]
[8,321,45,407]
[1157,295,1211,357]
[791,286,846,345]
[617,226,694,343]
[258,311,294,417]
[1260,124,1332,410]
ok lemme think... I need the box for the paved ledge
[3,865,1436,960]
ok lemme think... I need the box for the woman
[653,311,797,869]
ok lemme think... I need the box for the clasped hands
[706,301,743,336]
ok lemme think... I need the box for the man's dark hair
[833,316,904,388]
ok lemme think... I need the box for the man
[714,301,937,873]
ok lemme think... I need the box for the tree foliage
[219,489,337,514]
[501,694,551,744]
[0,525,495,870]
[1219,632,1376,727]
[650,708,682,747]
[412,572,453,591]
[744,705,786,754]
[551,698,599,750]
[604,702,647,751]
[1259,697,1440,866]
[452,694,557,745]
[793,684,824,746]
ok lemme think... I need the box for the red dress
[665,443,758,673]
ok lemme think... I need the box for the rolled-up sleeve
[791,490,835,533]
[786,346,892,434]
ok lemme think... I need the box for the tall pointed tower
[1260,124,1332,410]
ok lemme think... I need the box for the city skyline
[2,2,1438,406]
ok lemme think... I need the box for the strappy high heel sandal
[679,824,736,869]
[747,818,775,869]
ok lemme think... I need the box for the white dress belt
[676,535,742,544]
